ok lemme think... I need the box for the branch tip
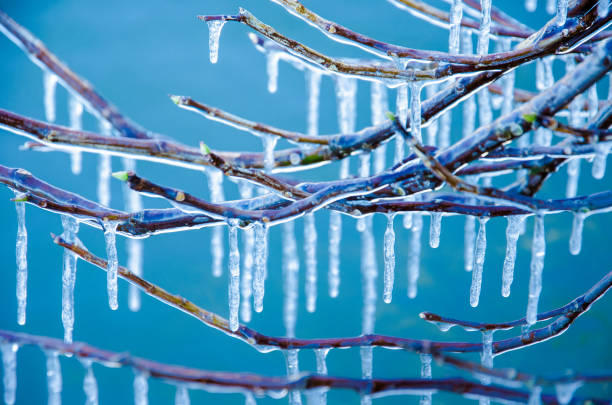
[200,142,211,155]
[111,171,130,182]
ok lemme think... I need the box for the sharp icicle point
[14,195,27,326]
[45,350,62,405]
[133,370,149,405]
[303,214,317,314]
[502,215,526,298]
[206,168,225,277]
[282,221,299,337]
[569,212,585,256]
[68,94,83,175]
[61,215,79,343]
[102,219,119,311]
[383,213,396,304]
[1,341,18,405]
[43,71,58,123]
[228,220,241,332]
[429,212,442,249]
[527,215,546,326]
[207,20,225,64]
[470,216,489,308]
[253,222,268,313]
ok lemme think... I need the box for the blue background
[0,0,610,403]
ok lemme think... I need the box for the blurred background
[0,0,610,403]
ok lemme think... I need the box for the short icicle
[525,0,537,12]
[429,212,442,249]
[502,215,526,298]
[306,69,322,136]
[102,219,119,311]
[175,386,190,405]
[470,216,489,308]
[207,20,225,64]
[598,0,610,17]
[97,121,113,207]
[61,214,79,343]
[238,181,254,322]
[133,370,149,405]
[244,393,257,405]
[592,142,611,179]
[284,349,302,405]
[45,350,62,405]
[409,81,423,143]
[253,222,268,313]
[383,214,396,304]
[228,220,241,332]
[206,168,226,277]
[528,386,542,405]
[43,71,58,123]
[408,213,423,299]
[555,381,582,405]
[556,0,569,26]
[420,353,433,405]
[569,212,585,256]
[14,195,27,326]
[81,359,98,405]
[282,221,299,337]
[526,215,546,326]
[1,341,18,405]
[68,94,83,175]
[303,214,317,313]
[261,134,278,172]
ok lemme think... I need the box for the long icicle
[14,194,27,326]
[527,215,546,326]
[253,222,268,313]
[122,158,144,312]
[43,71,58,123]
[395,84,408,163]
[383,214,396,304]
[303,215,316,314]
[102,219,119,311]
[502,215,526,298]
[207,20,225,64]
[470,217,489,307]
[61,214,79,343]
[206,168,225,277]
[360,216,377,405]
[282,221,299,337]
[408,213,423,299]
[68,94,83,175]
[45,350,62,405]
[314,348,329,405]
[133,370,149,405]
[1,341,18,405]
[409,81,423,143]
[238,181,254,322]
[266,50,280,94]
[228,220,241,332]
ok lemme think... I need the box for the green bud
[111,171,129,182]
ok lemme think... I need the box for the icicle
[284,350,302,405]
[266,50,280,93]
[360,215,378,340]
[61,215,79,343]
[14,196,27,326]
[470,217,489,308]
[528,386,542,405]
[175,386,190,405]
[253,222,268,313]
[478,330,494,405]
[133,370,149,405]
[127,239,143,312]
[360,346,373,405]
[371,81,389,173]
[525,0,537,12]
[45,350,62,405]
[262,134,278,172]
[477,0,491,56]
[335,75,357,134]
[395,84,408,163]
[407,213,423,299]
[592,142,611,179]
[81,360,98,405]
[313,349,329,405]
[328,211,342,298]
[555,0,568,26]
[566,159,581,198]
[449,0,463,55]
[546,0,556,14]
[403,212,413,230]
[102,219,119,311]
[97,121,113,207]
[244,393,257,405]
[569,212,585,255]
[502,215,526,297]
[462,31,477,141]
[303,215,317,314]
[206,169,225,277]
[306,70,322,136]
[282,221,299,337]
[1,342,18,405]
[43,71,58,123]
[526,215,546,326]
[68,94,83,175]
[555,381,582,405]
[419,353,433,405]
[409,82,423,143]
[207,20,225,64]
[238,183,254,323]
[429,213,442,249]
[464,216,475,272]
[383,214,396,304]
[598,0,610,17]
[500,39,515,117]
[228,221,241,332]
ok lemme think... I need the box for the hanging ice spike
[61,215,79,343]
[383,214,396,304]
[68,94,83,175]
[502,215,526,298]
[569,212,585,255]
[303,215,316,314]
[81,359,98,405]
[253,222,268,313]
[102,219,119,311]
[14,194,27,326]
[282,221,299,337]
[527,215,546,326]
[228,221,241,332]
[43,71,58,123]
[470,216,489,307]
[420,353,433,405]
[133,370,149,405]
[1,341,18,405]
[45,350,62,405]
[408,213,423,299]
[207,20,225,64]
